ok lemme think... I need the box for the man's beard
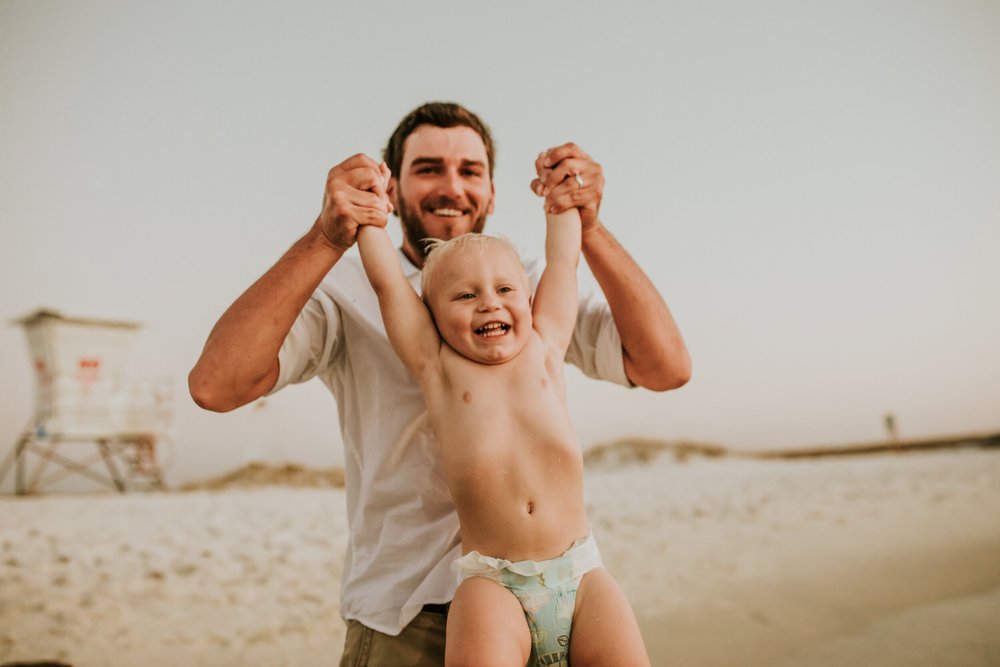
[397,192,488,261]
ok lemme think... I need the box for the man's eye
[462,169,483,178]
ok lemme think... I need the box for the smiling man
[388,123,494,260]
[189,101,690,666]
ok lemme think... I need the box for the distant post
[884,412,899,447]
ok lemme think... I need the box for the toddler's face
[424,241,532,364]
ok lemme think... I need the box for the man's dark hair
[383,102,495,179]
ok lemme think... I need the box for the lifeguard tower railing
[0,309,171,494]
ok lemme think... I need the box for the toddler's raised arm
[357,225,440,378]
[531,200,582,353]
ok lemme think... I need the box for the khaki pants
[340,610,447,667]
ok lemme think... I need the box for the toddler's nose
[478,295,501,311]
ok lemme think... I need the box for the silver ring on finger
[574,173,584,189]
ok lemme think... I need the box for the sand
[2,447,999,666]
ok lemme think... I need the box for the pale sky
[2,1,998,485]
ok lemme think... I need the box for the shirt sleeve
[267,289,343,395]
[566,288,634,388]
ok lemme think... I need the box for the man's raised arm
[188,154,392,412]
[578,223,690,390]
[533,144,691,392]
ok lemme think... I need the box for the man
[189,102,690,665]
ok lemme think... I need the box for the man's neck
[401,242,425,269]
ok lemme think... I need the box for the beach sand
[2,448,999,666]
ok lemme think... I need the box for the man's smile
[430,208,464,218]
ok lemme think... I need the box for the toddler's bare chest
[447,342,557,398]
[428,344,567,440]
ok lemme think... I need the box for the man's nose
[438,168,463,198]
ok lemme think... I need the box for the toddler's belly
[446,439,589,562]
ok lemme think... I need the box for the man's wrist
[307,219,353,258]
[580,218,608,249]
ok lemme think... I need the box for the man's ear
[387,177,400,216]
[487,179,496,215]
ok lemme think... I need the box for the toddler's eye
[459,293,476,300]
[498,286,513,294]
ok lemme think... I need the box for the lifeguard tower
[0,309,171,494]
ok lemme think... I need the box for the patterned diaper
[453,533,603,666]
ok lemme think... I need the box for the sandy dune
[2,448,999,666]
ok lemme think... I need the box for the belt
[421,602,450,615]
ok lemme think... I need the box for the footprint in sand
[172,561,198,576]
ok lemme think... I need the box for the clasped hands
[315,143,603,251]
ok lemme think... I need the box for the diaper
[454,533,603,666]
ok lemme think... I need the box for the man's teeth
[432,208,463,217]
[476,323,510,337]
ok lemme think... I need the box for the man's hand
[530,143,691,391]
[531,143,605,232]
[318,155,393,250]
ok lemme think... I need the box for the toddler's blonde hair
[420,233,524,298]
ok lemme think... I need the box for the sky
[1,0,998,486]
